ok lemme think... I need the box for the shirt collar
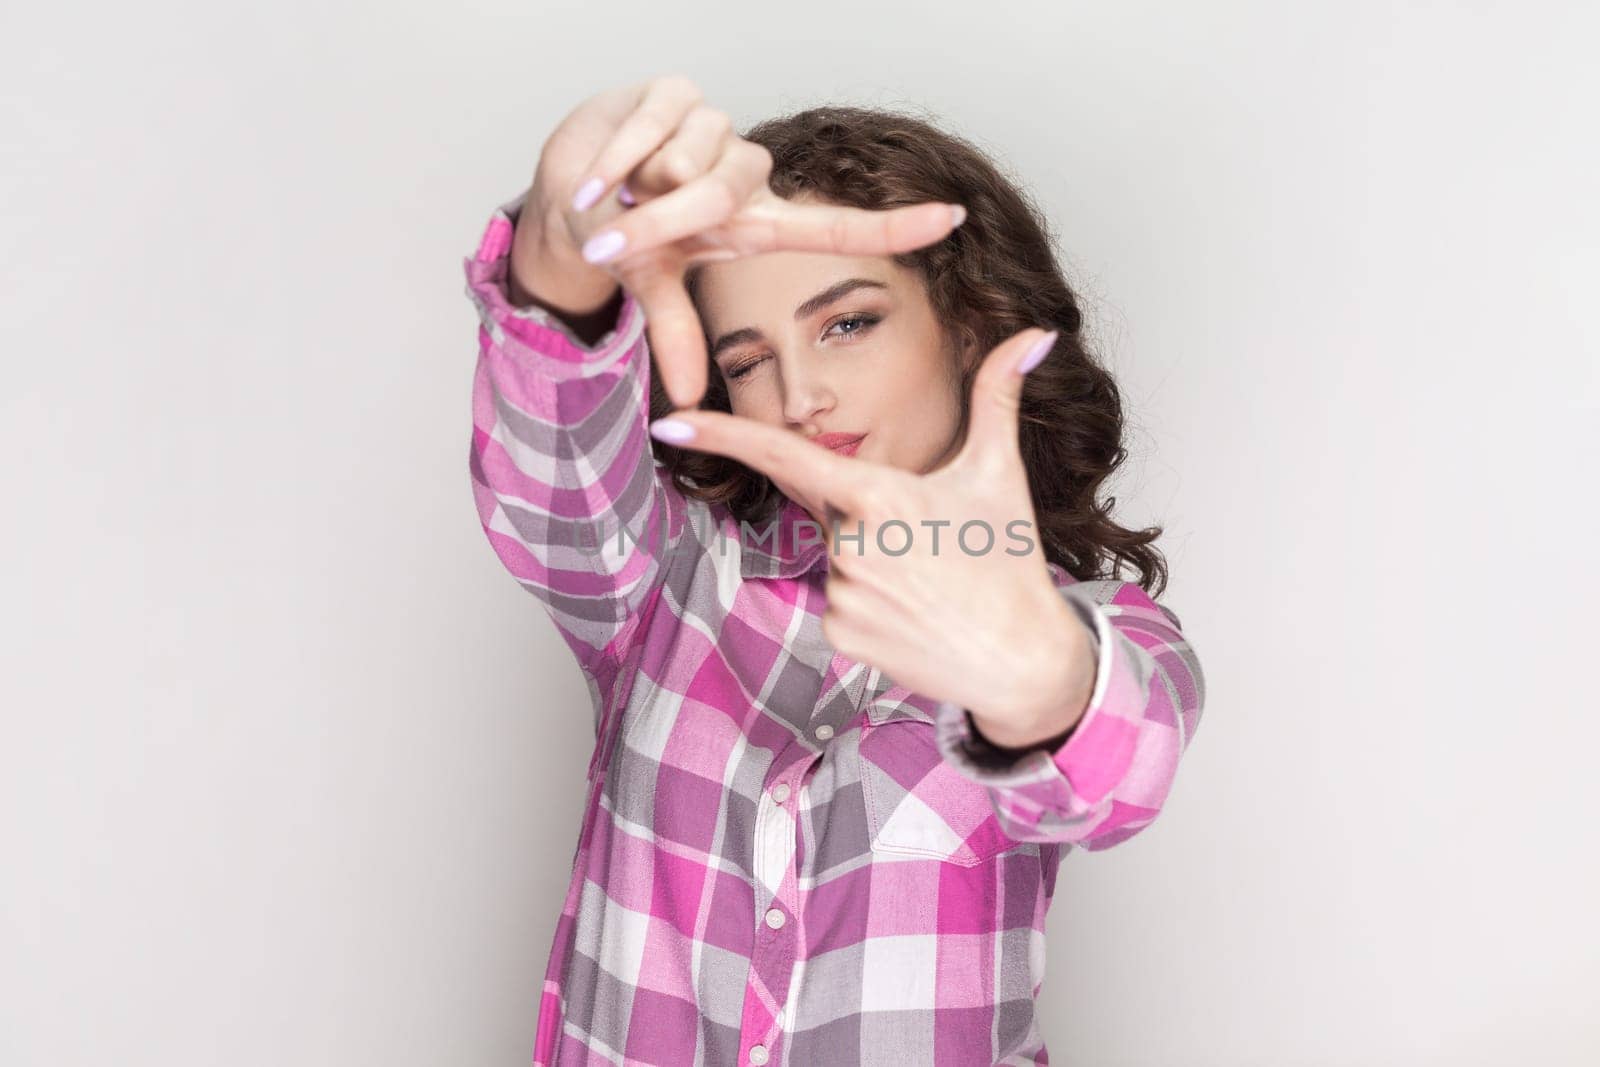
[737,496,832,580]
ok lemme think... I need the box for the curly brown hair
[643,103,1169,597]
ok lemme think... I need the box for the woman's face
[692,238,975,507]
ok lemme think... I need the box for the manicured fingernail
[1017,330,1058,375]
[582,229,626,264]
[649,417,696,443]
[948,204,967,227]
[572,176,604,212]
[618,183,636,206]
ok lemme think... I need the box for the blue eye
[829,313,881,340]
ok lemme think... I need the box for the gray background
[3,1,1596,1063]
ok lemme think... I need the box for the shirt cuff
[932,582,1118,789]
[461,187,643,377]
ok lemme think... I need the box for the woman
[463,75,1206,1066]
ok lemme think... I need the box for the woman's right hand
[512,75,967,410]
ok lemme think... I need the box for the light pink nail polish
[649,418,696,443]
[1017,330,1058,375]
[572,176,604,212]
[582,229,627,264]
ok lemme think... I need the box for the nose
[778,354,836,426]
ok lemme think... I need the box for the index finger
[744,195,966,257]
[646,409,878,515]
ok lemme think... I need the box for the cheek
[719,377,756,416]
[724,383,796,434]
[896,364,962,426]
[870,372,964,471]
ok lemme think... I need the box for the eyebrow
[708,277,890,362]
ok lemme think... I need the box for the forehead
[695,249,911,327]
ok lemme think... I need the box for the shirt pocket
[856,715,1016,868]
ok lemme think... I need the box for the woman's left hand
[648,326,1097,749]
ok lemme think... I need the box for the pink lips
[812,432,866,457]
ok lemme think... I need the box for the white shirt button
[748,1044,769,1065]
[770,783,790,803]
[764,907,785,929]
[814,723,834,741]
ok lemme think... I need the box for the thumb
[958,327,1059,470]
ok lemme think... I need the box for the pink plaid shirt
[463,190,1207,1066]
